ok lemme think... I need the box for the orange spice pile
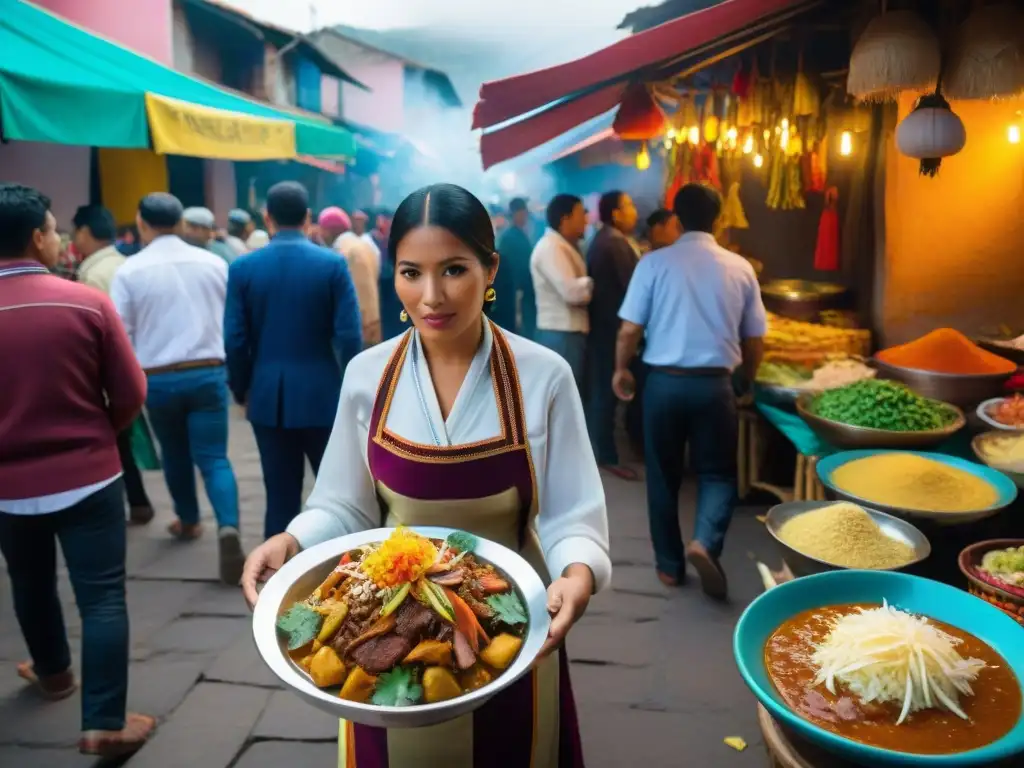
[877,328,1017,375]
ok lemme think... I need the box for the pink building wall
[341,57,404,134]
[36,0,174,64]
[0,142,92,228]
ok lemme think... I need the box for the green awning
[0,0,355,159]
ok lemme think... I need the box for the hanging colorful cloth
[814,186,841,271]
[720,181,750,230]
[692,144,721,190]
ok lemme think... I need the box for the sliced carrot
[444,588,490,652]
[339,552,352,566]
[478,575,509,595]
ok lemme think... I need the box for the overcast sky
[225,0,641,32]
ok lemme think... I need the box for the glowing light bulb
[781,118,789,131]
[635,145,651,171]
[1009,124,1021,144]
[753,153,764,168]
[839,130,853,156]
[742,134,754,154]
[663,137,673,149]
[763,129,771,141]
[780,127,789,151]
[667,128,676,140]
[688,126,700,146]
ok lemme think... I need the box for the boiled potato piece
[309,646,348,688]
[478,634,522,671]
[423,667,462,703]
[403,639,452,667]
[339,666,377,703]
[459,664,493,692]
[299,652,316,672]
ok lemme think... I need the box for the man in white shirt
[110,193,245,585]
[530,194,592,389]
[318,206,381,345]
[614,184,767,600]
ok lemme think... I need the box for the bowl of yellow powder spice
[817,450,1018,525]
[766,501,931,576]
[973,433,1024,488]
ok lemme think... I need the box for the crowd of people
[0,175,765,762]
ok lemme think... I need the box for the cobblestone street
[0,412,778,768]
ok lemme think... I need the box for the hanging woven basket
[613,84,667,140]
[847,9,941,102]
[895,92,967,177]
[944,3,1024,101]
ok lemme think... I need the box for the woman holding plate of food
[242,183,612,767]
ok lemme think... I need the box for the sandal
[79,713,157,758]
[17,661,77,701]
[167,519,203,541]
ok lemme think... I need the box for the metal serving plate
[873,359,1013,409]
[764,500,931,577]
[796,393,965,450]
[252,526,550,729]
[817,450,1019,526]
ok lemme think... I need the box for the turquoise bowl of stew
[734,570,1024,766]
[817,449,1019,525]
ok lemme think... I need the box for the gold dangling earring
[400,309,409,322]
[484,287,496,303]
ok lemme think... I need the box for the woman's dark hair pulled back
[388,183,496,270]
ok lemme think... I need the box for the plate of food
[959,540,1024,626]
[252,526,549,728]
[977,396,1024,432]
[764,501,930,577]
[734,570,1024,766]
[817,449,1018,525]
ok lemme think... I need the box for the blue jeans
[534,329,587,391]
[146,367,239,529]
[0,480,129,731]
[643,371,738,577]
[586,334,619,465]
[252,425,331,540]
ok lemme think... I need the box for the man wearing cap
[226,209,254,257]
[182,207,236,264]
[224,182,362,538]
[110,193,245,585]
[318,206,380,346]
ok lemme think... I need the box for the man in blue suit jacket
[224,181,362,539]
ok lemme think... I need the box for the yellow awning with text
[144,93,297,161]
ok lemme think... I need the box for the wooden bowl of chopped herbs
[796,380,965,450]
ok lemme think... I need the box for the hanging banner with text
[145,93,297,161]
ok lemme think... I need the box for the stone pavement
[0,412,780,768]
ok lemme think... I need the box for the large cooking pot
[760,280,850,323]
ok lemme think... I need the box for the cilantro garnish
[486,591,527,626]
[276,603,322,651]
[445,531,477,555]
[371,666,423,707]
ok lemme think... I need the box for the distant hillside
[332,24,628,103]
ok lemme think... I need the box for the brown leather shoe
[16,662,77,701]
[686,542,728,601]
[79,713,157,757]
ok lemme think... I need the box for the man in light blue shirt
[613,183,766,600]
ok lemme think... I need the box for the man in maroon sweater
[0,185,156,757]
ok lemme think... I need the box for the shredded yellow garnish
[811,601,986,725]
[360,527,438,589]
